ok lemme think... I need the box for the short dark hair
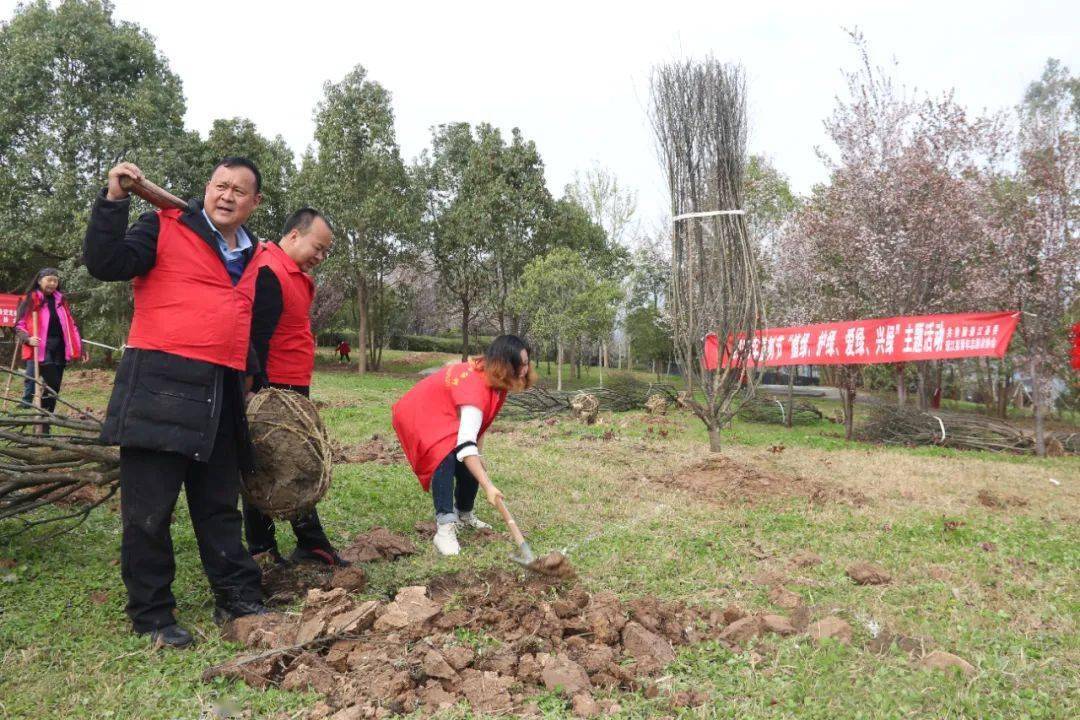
[281,207,332,238]
[212,156,262,193]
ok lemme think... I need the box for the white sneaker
[433,522,460,555]
[457,511,492,530]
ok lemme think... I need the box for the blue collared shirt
[201,208,253,285]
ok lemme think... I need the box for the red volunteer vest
[252,242,316,386]
[391,360,507,491]
[126,209,259,371]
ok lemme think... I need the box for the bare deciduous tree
[650,58,763,451]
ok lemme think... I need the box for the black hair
[485,334,531,373]
[16,267,63,320]
[281,207,332,238]
[212,156,262,193]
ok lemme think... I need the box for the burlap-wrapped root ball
[570,392,599,425]
[242,388,333,520]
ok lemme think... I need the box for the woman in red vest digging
[14,267,85,424]
[392,335,536,555]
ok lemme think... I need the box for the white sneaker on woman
[433,522,460,555]
[457,511,492,530]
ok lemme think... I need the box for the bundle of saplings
[737,397,824,425]
[856,404,1040,454]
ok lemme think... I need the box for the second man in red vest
[244,208,348,567]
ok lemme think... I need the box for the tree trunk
[895,363,906,407]
[785,368,795,429]
[842,386,856,440]
[916,362,929,410]
[556,340,563,392]
[839,366,857,440]
[996,374,1011,419]
[356,274,368,376]
[460,298,470,362]
[707,426,722,452]
[1030,357,1046,457]
[599,342,604,387]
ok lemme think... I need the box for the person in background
[391,335,536,555]
[14,268,85,425]
[336,338,351,363]
[244,207,349,567]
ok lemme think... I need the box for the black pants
[119,388,262,632]
[241,382,332,555]
[22,360,64,415]
[243,503,332,555]
[431,451,479,524]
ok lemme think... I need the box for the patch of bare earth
[261,528,418,605]
[331,435,405,465]
[724,445,1076,517]
[648,454,868,507]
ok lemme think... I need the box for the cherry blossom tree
[974,60,1079,455]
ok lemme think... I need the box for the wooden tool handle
[119,175,188,211]
[494,496,527,547]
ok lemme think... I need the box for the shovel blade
[510,540,536,567]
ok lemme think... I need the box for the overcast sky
[5,0,1077,236]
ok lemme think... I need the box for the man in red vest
[83,159,269,648]
[244,208,348,567]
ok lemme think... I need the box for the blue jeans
[431,451,478,525]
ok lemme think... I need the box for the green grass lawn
[0,354,1077,719]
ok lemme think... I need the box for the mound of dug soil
[261,528,419,605]
[332,435,405,465]
[653,455,868,507]
[208,570,757,718]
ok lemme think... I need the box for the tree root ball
[570,393,600,425]
[242,388,333,520]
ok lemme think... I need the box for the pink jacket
[15,290,83,363]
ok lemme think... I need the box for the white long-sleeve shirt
[456,405,483,460]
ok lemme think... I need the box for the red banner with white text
[704,311,1020,370]
[1071,323,1080,371]
[0,294,20,328]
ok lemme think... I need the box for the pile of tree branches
[737,398,823,425]
[0,369,118,536]
[855,404,1057,454]
[503,376,679,420]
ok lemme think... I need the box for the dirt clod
[789,550,823,568]
[719,616,763,646]
[341,528,417,564]
[847,561,892,585]
[527,550,576,579]
[807,617,853,645]
[460,669,514,712]
[572,692,601,717]
[330,566,367,593]
[373,586,441,631]
[761,614,797,636]
[919,650,975,676]
[768,586,802,609]
[542,654,592,695]
[722,604,748,624]
[621,622,676,667]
